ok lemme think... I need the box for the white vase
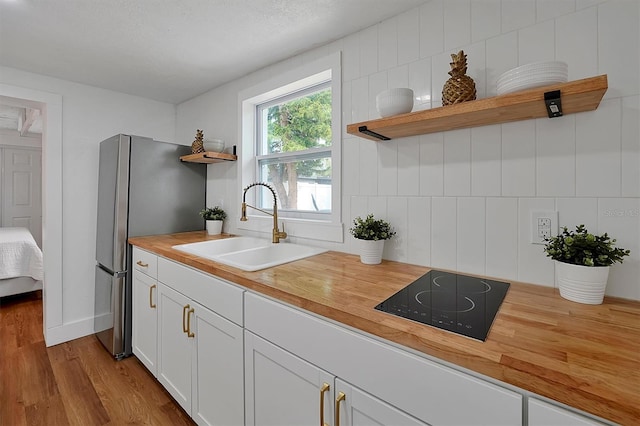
[555,260,610,305]
[357,239,385,265]
[206,220,223,235]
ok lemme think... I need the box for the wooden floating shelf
[347,75,608,141]
[180,151,237,164]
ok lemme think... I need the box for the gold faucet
[241,182,288,243]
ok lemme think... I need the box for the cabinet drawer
[158,257,244,326]
[529,398,605,426]
[133,247,157,279]
[245,292,522,426]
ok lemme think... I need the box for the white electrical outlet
[531,210,558,244]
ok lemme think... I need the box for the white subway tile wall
[191,0,639,300]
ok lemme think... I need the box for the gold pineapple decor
[442,50,476,106]
[191,129,205,154]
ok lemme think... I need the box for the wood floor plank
[18,341,60,406]
[50,356,111,425]
[24,394,71,426]
[0,341,28,426]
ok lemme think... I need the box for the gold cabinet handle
[136,260,148,267]
[187,307,195,338]
[182,304,190,333]
[149,284,156,308]
[320,382,330,426]
[335,391,345,426]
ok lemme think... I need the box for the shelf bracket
[544,90,563,118]
[358,126,391,141]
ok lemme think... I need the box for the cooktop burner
[375,270,510,341]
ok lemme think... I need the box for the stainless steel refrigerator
[94,134,206,359]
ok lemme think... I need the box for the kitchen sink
[172,236,327,271]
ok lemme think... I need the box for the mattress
[0,227,44,281]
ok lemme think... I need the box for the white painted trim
[0,84,63,347]
[44,316,96,347]
[237,52,343,243]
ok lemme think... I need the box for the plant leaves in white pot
[543,225,630,305]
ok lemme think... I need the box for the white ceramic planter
[206,220,223,235]
[357,239,385,265]
[555,260,610,305]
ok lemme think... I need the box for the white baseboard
[44,316,96,347]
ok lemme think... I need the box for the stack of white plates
[497,61,568,95]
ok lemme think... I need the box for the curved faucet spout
[241,182,287,243]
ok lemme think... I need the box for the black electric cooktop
[375,270,510,341]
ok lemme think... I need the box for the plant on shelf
[349,214,396,265]
[200,206,227,235]
[543,225,630,305]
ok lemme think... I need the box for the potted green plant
[200,206,227,235]
[349,214,396,264]
[543,225,630,304]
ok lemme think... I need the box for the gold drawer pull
[136,260,148,268]
[335,391,345,426]
[320,382,330,426]
[187,307,195,338]
[182,304,190,333]
[149,284,156,308]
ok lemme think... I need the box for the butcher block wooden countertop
[129,231,640,425]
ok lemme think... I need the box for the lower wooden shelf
[180,151,237,163]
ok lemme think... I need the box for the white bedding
[0,227,44,281]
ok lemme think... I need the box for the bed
[0,227,43,298]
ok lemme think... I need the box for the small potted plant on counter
[349,214,396,265]
[200,206,227,235]
[543,224,630,304]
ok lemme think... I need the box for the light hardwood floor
[0,291,195,425]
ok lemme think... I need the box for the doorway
[0,85,63,344]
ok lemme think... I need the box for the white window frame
[238,52,342,242]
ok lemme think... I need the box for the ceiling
[0,0,427,105]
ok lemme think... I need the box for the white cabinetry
[244,292,521,426]
[245,331,426,426]
[131,248,159,376]
[335,379,427,426]
[136,256,244,426]
[529,398,605,426]
[157,283,192,410]
[245,331,334,426]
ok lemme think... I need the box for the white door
[157,283,193,414]
[244,331,334,426]
[132,270,158,376]
[1,147,42,246]
[335,378,429,426]
[191,301,244,426]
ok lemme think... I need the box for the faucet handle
[280,222,288,239]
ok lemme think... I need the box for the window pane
[260,88,332,156]
[258,156,331,213]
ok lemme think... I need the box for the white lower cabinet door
[334,379,429,426]
[191,300,244,426]
[245,331,335,426]
[528,398,605,426]
[132,270,158,376]
[157,283,193,413]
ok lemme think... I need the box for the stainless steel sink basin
[172,236,327,271]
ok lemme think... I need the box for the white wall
[0,66,176,344]
[178,0,639,300]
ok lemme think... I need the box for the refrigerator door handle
[113,136,131,272]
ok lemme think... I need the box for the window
[256,83,332,215]
[239,53,342,242]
